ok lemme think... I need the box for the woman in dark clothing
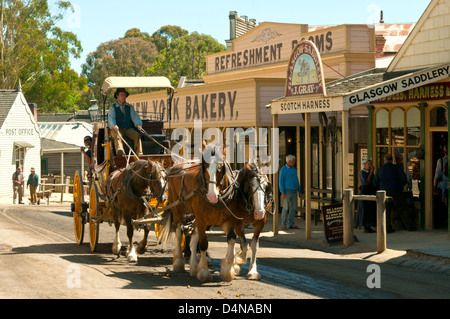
[355,159,377,233]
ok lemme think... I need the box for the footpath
[2,193,450,276]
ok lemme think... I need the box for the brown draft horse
[232,163,273,280]
[160,143,241,282]
[107,159,166,262]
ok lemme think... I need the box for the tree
[0,0,84,112]
[146,32,226,87]
[82,36,158,103]
[150,25,188,52]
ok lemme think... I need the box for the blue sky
[50,0,431,74]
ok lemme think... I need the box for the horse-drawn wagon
[71,76,175,254]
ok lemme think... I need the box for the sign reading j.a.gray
[344,64,450,107]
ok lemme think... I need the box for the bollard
[376,190,387,253]
[343,189,354,247]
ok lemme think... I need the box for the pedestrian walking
[12,167,24,204]
[27,168,39,205]
[279,155,301,230]
[374,154,416,232]
[355,159,376,233]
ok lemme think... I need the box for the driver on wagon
[108,88,143,156]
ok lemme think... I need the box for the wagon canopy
[101,76,175,95]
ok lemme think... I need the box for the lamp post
[88,93,99,122]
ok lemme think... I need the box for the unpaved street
[1,203,449,302]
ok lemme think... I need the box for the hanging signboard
[344,63,450,108]
[322,203,343,243]
[285,40,326,97]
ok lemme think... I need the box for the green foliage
[81,36,158,105]
[0,0,85,112]
[150,25,189,52]
[146,32,226,87]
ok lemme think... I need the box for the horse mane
[122,160,155,201]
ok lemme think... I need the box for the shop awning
[14,141,35,148]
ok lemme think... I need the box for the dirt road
[1,203,449,302]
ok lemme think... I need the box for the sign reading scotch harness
[322,204,343,243]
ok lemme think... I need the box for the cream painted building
[0,88,41,197]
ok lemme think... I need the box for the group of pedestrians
[279,152,418,233]
[356,154,417,233]
[12,167,40,205]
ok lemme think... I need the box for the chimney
[375,35,386,58]
[28,103,38,122]
[380,10,384,24]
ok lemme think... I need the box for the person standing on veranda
[279,155,302,230]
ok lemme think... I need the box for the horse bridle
[243,168,274,216]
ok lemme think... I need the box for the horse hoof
[136,245,147,255]
[173,260,186,273]
[235,255,247,265]
[127,254,138,262]
[197,269,212,283]
[233,264,241,276]
[112,245,121,256]
[220,260,235,282]
[247,272,261,281]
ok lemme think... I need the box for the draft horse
[233,163,273,280]
[107,159,166,262]
[160,144,239,282]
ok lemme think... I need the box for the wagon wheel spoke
[73,170,85,245]
[89,184,100,252]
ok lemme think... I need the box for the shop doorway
[432,131,448,229]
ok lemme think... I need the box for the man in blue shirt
[279,155,301,230]
[108,88,143,156]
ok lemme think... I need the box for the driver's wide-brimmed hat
[114,88,130,99]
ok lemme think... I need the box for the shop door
[432,131,448,229]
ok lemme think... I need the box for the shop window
[429,106,448,127]
[390,108,404,146]
[376,109,389,145]
[406,107,420,146]
[15,146,25,169]
[374,106,421,198]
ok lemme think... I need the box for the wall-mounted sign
[344,63,450,107]
[285,40,326,97]
[374,82,450,104]
[270,96,343,115]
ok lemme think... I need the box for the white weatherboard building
[0,89,41,197]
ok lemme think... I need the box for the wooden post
[343,189,354,247]
[60,152,64,203]
[342,110,349,190]
[305,113,311,239]
[376,190,387,253]
[272,114,279,236]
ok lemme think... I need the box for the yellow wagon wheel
[73,170,85,245]
[88,184,100,252]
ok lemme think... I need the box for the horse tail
[157,210,177,246]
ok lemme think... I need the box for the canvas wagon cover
[101,77,174,94]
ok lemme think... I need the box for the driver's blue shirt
[108,102,142,129]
